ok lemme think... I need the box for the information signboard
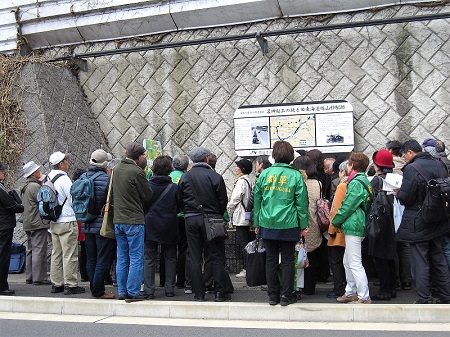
[234,100,354,156]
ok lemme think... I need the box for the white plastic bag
[393,197,404,232]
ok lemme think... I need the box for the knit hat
[126,142,146,160]
[422,138,438,148]
[189,146,211,163]
[235,159,252,175]
[372,150,394,168]
[90,149,112,168]
[22,161,40,178]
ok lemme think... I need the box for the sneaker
[350,298,372,304]
[235,269,246,278]
[184,287,193,294]
[0,289,15,296]
[125,294,146,303]
[436,298,450,304]
[337,294,358,303]
[51,285,65,293]
[402,282,412,290]
[64,286,86,295]
[94,293,115,299]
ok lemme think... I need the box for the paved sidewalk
[2,272,449,323]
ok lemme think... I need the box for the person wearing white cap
[82,149,116,299]
[47,151,85,295]
[20,161,51,286]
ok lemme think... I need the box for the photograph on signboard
[315,112,354,147]
[270,115,316,148]
[235,117,269,150]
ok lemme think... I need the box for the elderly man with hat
[47,151,86,295]
[227,159,254,279]
[178,146,229,302]
[20,161,51,286]
[0,163,24,295]
[113,142,153,302]
[81,149,116,299]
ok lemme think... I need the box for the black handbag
[203,212,228,241]
[245,238,266,287]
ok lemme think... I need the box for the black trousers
[410,237,450,302]
[235,226,250,269]
[185,215,227,297]
[264,239,295,299]
[328,245,346,295]
[176,216,188,287]
[0,227,14,291]
[303,249,319,295]
[373,257,396,294]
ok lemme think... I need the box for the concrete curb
[0,296,449,323]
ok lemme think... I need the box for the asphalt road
[1,316,449,337]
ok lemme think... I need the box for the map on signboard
[270,115,315,147]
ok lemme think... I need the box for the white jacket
[47,169,76,222]
[227,175,253,227]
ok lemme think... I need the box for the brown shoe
[95,293,115,299]
[337,294,358,303]
[350,297,372,304]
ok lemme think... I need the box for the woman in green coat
[331,152,372,304]
[253,141,309,306]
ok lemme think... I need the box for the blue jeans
[85,233,115,297]
[115,224,144,297]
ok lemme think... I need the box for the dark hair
[208,153,217,169]
[401,139,422,155]
[306,149,324,170]
[297,150,307,156]
[173,155,189,171]
[348,152,370,172]
[152,155,173,176]
[72,168,86,181]
[436,140,446,153]
[332,154,347,174]
[256,155,272,169]
[272,141,294,164]
[385,140,403,157]
[292,156,317,179]
[373,163,393,174]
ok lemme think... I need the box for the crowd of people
[0,138,449,306]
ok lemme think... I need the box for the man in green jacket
[20,161,51,285]
[332,152,372,304]
[113,142,153,302]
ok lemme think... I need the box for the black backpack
[409,161,450,223]
[365,177,394,238]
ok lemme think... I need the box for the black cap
[235,159,252,175]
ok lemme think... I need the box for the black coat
[144,175,181,244]
[397,152,449,242]
[82,166,110,234]
[368,175,396,260]
[178,163,228,216]
[0,183,24,231]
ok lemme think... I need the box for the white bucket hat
[22,161,40,178]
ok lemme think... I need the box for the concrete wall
[38,4,450,191]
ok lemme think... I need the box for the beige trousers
[50,221,79,287]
